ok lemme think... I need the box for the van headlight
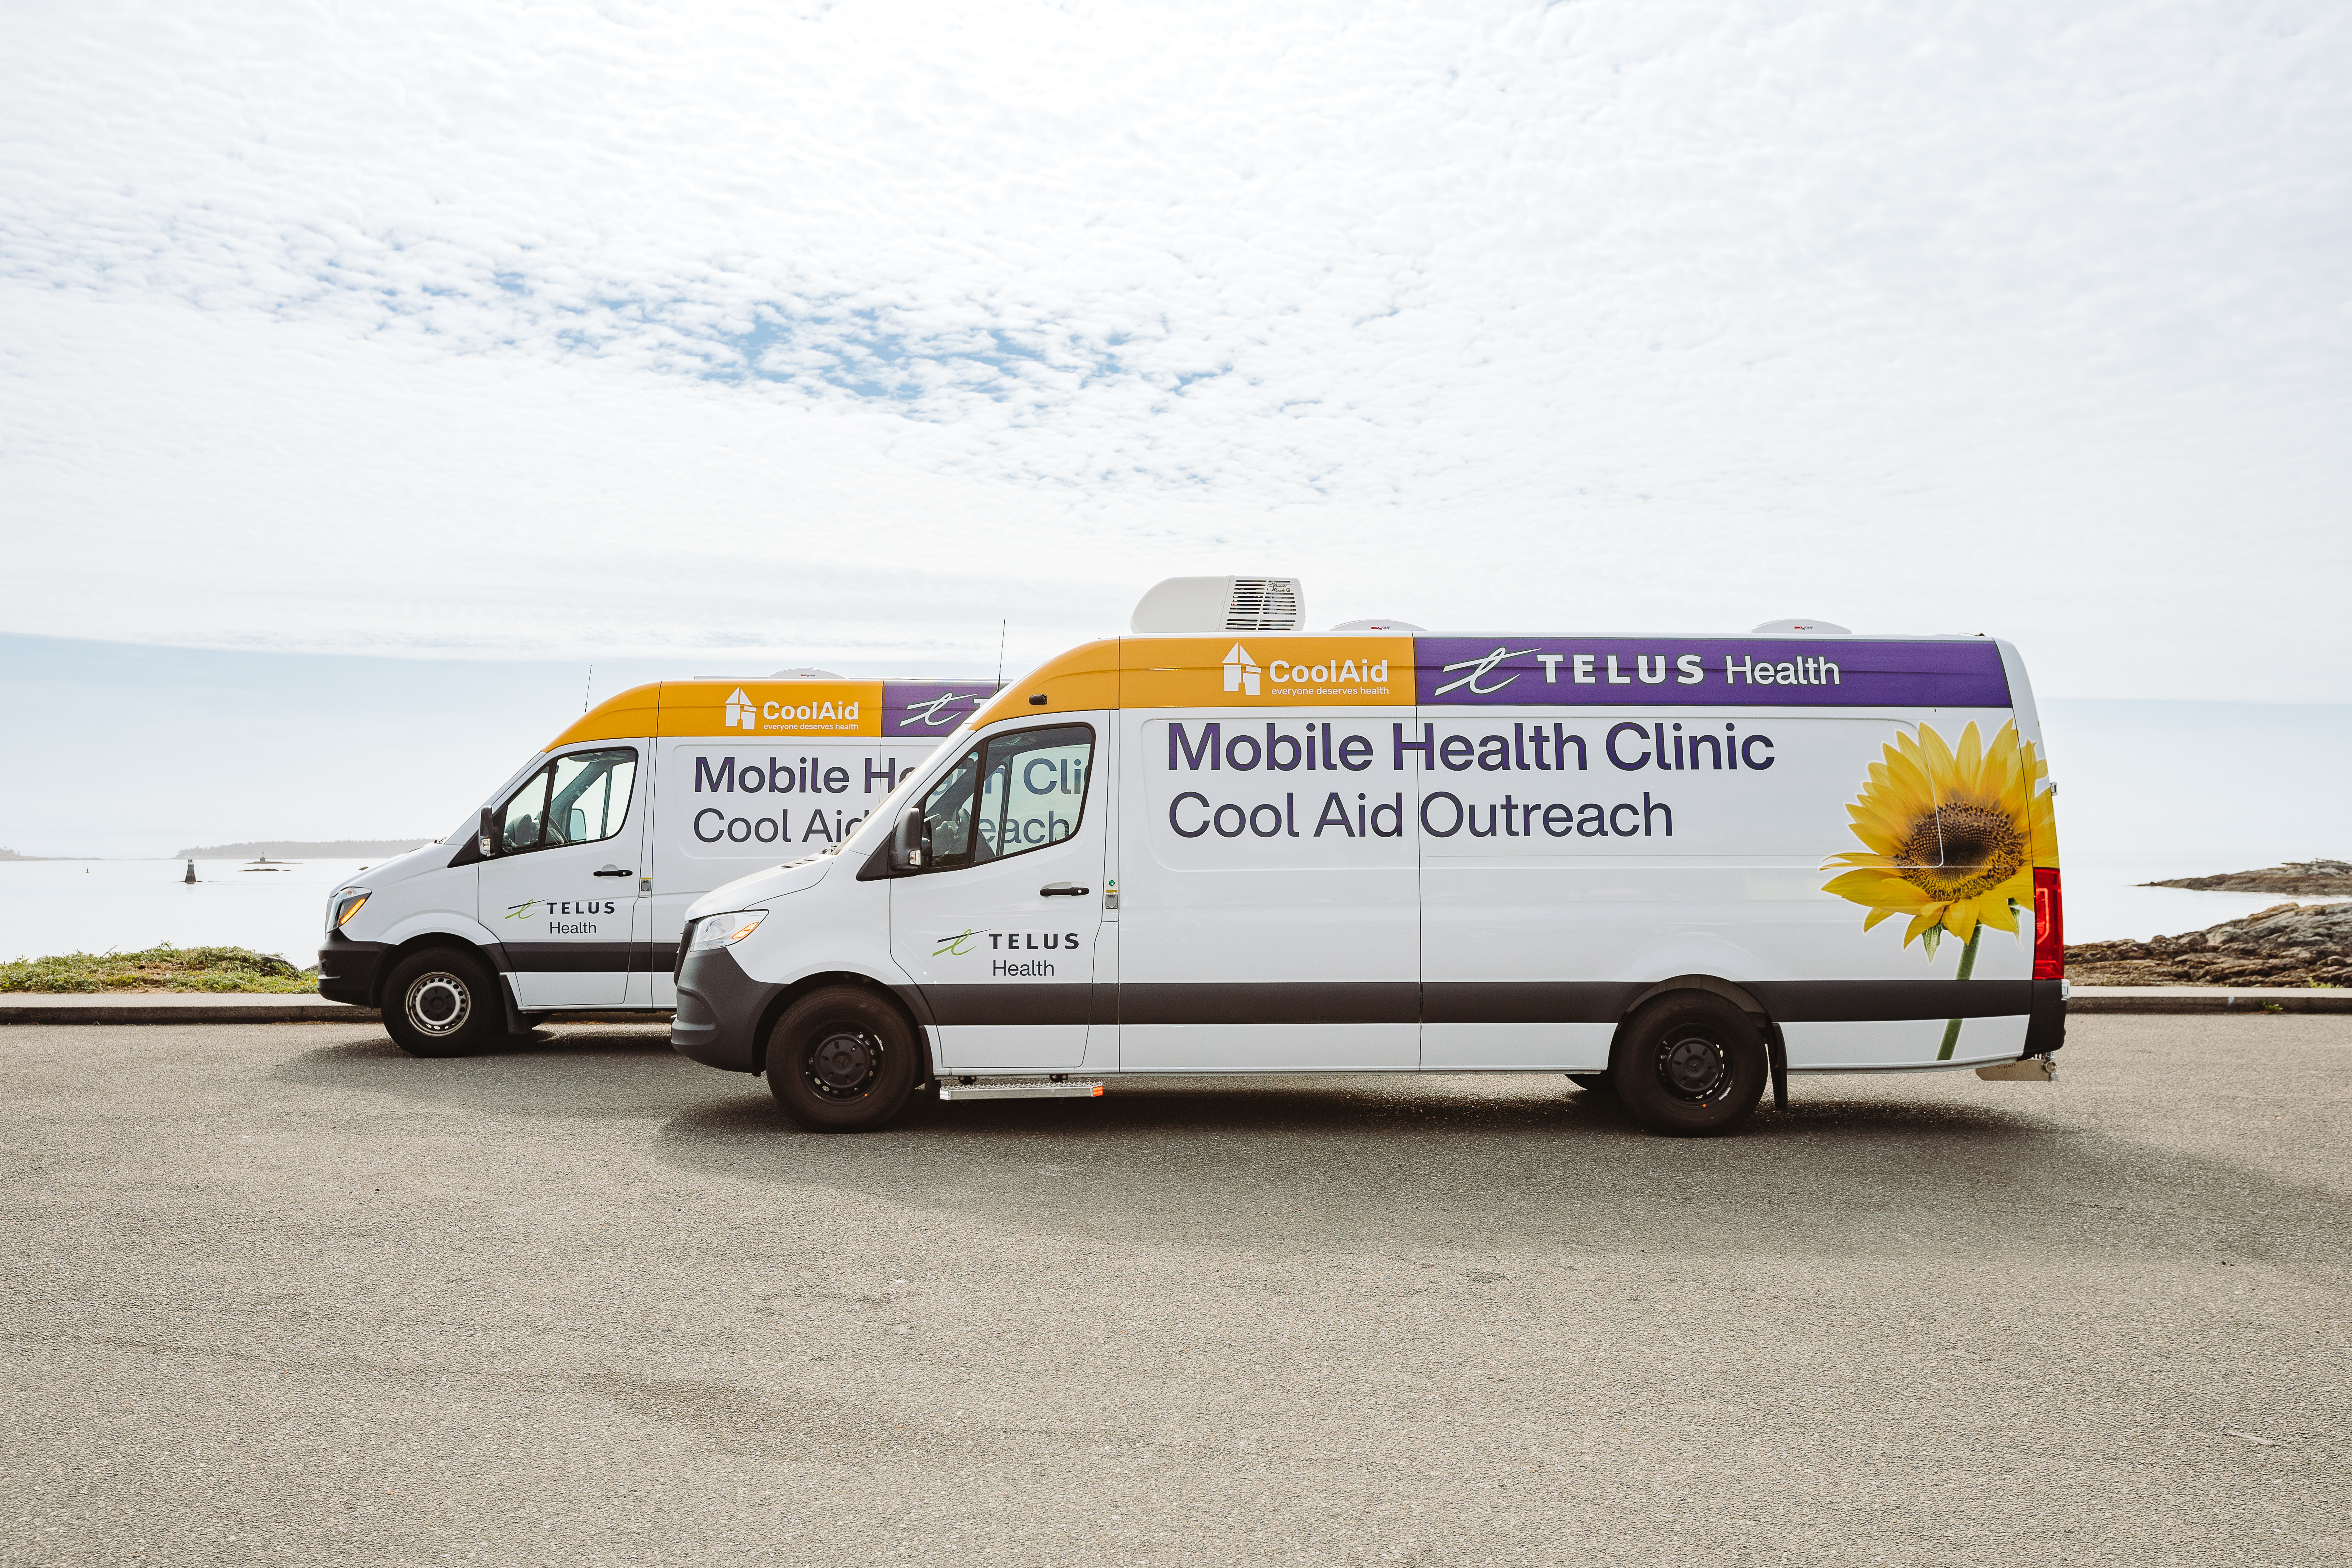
[329,888,370,935]
[685,910,768,953]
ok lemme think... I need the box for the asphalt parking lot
[3,1016,2346,1566]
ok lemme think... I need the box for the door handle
[1039,882,1090,897]
[593,865,635,878]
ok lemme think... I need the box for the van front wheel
[1610,994,1768,1137]
[766,987,919,1133]
[382,948,503,1058]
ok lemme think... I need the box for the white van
[317,674,997,1055]
[669,587,2067,1136]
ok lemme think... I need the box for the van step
[1976,1055,2057,1082]
[936,1077,1104,1102]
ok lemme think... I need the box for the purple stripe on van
[1411,639,2009,708]
[882,683,999,734]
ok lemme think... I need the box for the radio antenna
[582,664,594,713]
[995,620,1006,687]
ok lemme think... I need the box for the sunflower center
[1895,803,2026,902]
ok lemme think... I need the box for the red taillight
[2033,866,2065,979]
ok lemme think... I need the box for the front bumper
[670,945,783,1074]
[316,939,387,1007]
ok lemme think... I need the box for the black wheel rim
[405,972,471,1037]
[1655,1029,1729,1102]
[804,1027,882,1101]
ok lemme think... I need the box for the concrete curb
[0,996,672,1026]
[2062,987,2351,1015]
[0,996,380,1024]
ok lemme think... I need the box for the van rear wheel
[382,948,502,1058]
[766,987,919,1133]
[1610,994,1767,1137]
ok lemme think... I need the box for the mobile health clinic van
[669,579,2067,1137]
[317,673,998,1055]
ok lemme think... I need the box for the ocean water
[0,847,2330,966]
[0,858,382,965]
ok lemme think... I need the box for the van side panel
[1405,636,2037,1072]
[1118,706,1422,1070]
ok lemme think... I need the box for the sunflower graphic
[1822,720,2057,1058]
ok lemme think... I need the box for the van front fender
[376,912,504,955]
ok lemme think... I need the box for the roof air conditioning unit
[1130,577,1306,634]
[1749,619,1849,635]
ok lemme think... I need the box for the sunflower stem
[1936,924,1983,1061]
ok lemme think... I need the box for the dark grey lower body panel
[670,947,781,1073]
[499,942,678,974]
[316,940,387,1007]
[1747,980,2038,1022]
[899,979,2049,1033]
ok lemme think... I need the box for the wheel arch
[369,931,510,1010]
[1609,973,1787,1112]
[749,970,932,1083]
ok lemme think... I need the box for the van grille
[1225,578,1302,631]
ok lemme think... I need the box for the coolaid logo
[1223,645,1260,696]
[760,697,859,725]
[1267,656,1391,688]
[724,689,758,730]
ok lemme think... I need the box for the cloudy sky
[4,0,2347,699]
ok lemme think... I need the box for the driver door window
[495,749,638,855]
[912,727,1091,874]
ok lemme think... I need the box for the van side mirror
[891,806,925,871]
[477,807,497,857]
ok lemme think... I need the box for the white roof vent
[1330,617,1426,632]
[767,667,847,679]
[1750,619,1850,634]
[1131,576,1306,633]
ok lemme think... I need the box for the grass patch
[0,945,318,993]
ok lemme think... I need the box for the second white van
[318,674,995,1055]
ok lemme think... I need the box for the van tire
[1610,994,1767,1137]
[766,987,919,1133]
[382,948,503,1058]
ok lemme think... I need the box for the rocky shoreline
[2141,858,2352,896]
[2068,901,2352,988]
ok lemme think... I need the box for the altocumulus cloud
[1,0,2346,694]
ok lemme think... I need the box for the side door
[477,746,647,1008]
[888,721,1107,1071]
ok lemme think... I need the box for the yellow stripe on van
[1120,635,1410,708]
[971,641,1121,727]
[545,684,664,750]
[659,681,883,738]
[544,681,885,750]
